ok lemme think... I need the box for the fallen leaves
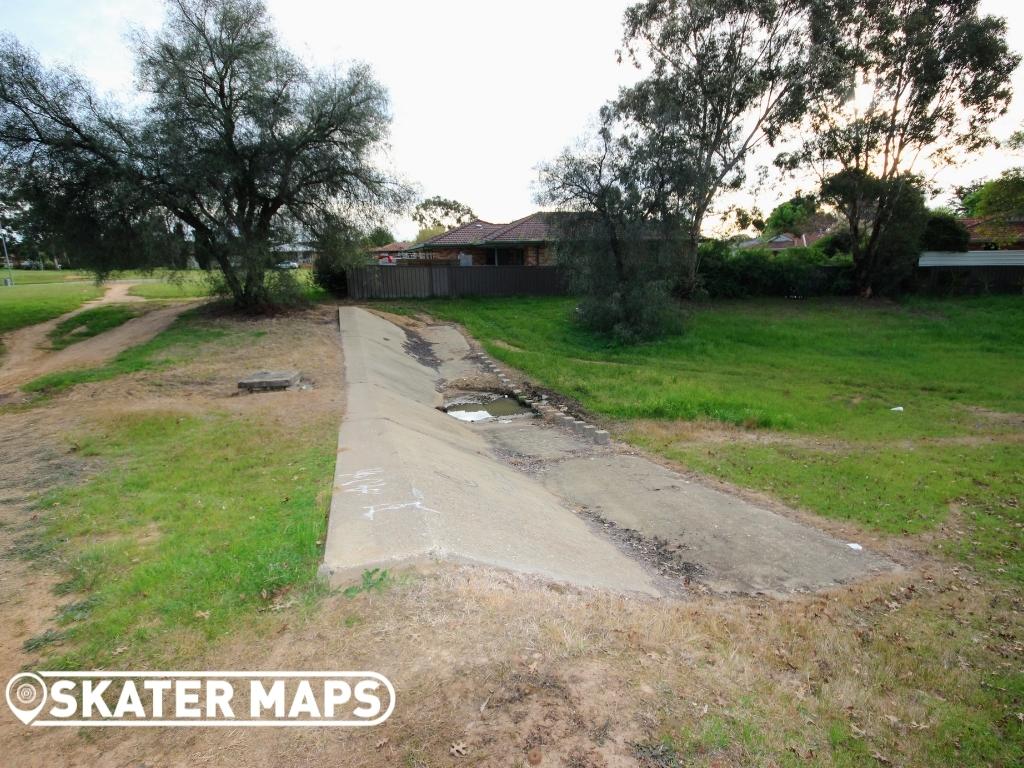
[449,741,468,757]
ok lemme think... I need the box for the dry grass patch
[7,564,1018,767]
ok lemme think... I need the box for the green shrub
[921,211,970,251]
[264,268,307,306]
[815,229,853,257]
[312,251,350,297]
[556,216,684,344]
[312,224,374,297]
[575,278,682,345]
[698,242,853,298]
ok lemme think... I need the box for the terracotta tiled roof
[369,241,414,254]
[960,217,1024,243]
[414,213,567,250]
[737,230,830,249]
[486,212,554,243]
[418,219,506,248]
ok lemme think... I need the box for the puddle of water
[445,395,532,421]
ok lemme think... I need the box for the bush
[815,229,853,257]
[575,279,682,345]
[312,224,372,297]
[313,251,350,297]
[920,211,969,251]
[698,242,854,298]
[264,268,307,306]
[555,216,684,344]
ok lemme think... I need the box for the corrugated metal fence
[346,265,567,299]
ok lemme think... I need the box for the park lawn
[34,409,334,669]
[128,271,215,299]
[0,281,104,353]
[385,295,1024,581]
[22,310,242,393]
[46,303,146,350]
[1,269,92,284]
[128,268,326,301]
[13,311,336,669]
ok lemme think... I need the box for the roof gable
[486,212,553,243]
[415,213,565,250]
[418,219,505,248]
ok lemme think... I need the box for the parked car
[276,260,299,270]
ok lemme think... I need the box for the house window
[495,248,525,266]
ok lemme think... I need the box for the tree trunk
[678,236,700,297]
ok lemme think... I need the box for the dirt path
[0,282,199,395]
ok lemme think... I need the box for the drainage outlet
[444,395,533,422]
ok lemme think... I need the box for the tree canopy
[615,0,821,291]
[956,168,1024,247]
[784,0,1019,294]
[412,196,476,231]
[762,194,831,237]
[0,0,410,307]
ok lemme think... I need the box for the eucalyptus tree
[615,0,824,292]
[412,197,476,231]
[0,0,410,308]
[787,0,1019,294]
[537,112,685,342]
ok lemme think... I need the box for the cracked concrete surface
[322,307,896,595]
[321,308,660,594]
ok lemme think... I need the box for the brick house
[410,212,558,266]
[368,241,416,264]
[960,217,1024,250]
[737,230,830,250]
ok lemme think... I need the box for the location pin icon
[6,673,48,725]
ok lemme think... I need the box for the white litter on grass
[847,542,863,551]
[890,406,904,412]
[447,410,491,422]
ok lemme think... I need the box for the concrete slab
[477,421,591,461]
[323,308,659,595]
[415,324,478,382]
[237,370,299,391]
[539,454,895,594]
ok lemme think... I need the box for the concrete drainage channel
[443,393,532,422]
[322,307,898,597]
[470,354,612,443]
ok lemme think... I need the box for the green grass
[34,408,335,668]
[46,304,145,350]
[1,269,92,284]
[128,268,326,301]
[23,310,233,393]
[129,272,215,299]
[382,295,1024,580]
[0,281,104,337]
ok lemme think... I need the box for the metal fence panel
[346,266,566,299]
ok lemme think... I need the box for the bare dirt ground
[0,282,197,395]
[0,305,1020,767]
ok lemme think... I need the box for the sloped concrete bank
[320,307,660,594]
[322,307,896,595]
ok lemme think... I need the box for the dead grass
[3,564,1018,767]
[0,304,1019,767]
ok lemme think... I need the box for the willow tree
[0,0,410,308]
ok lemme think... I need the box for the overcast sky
[3,0,1023,239]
